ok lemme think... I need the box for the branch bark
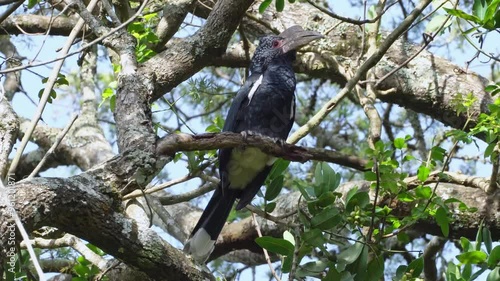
[156,132,368,170]
[0,177,211,281]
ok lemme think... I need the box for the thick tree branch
[0,177,211,281]
[145,0,255,100]
[0,97,18,179]
[422,236,446,281]
[155,0,195,50]
[156,132,368,171]
[0,15,81,36]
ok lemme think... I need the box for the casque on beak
[279,25,323,53]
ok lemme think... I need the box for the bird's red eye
[272,40,281,48]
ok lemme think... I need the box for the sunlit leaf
[255,236,294,256]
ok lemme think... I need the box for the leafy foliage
[128,13,160,63]
[444,0,500,31]
[38,73,69,103]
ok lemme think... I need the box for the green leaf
[255,236,294,256]
[364,171,377,181]
[86,244,104,256]
[346,191,370,212]
[485,84,499,92]
[394,137,406,149]
[296,260,328,278]
[265,175,283,201]
[205,124,220,133]
[102,87,114,98]
[482,227,493,253]
[456,251,488,264]
[73,263,91,277]
[315,162,339,191]
[324,267,342,281]
[397,192,415,202]
[338,242,364,265]
[470,265,489,280]
[265,202,276,213]
[296,181,312,201]
[444,8,482,24]
[316,191,337,207]
[275,0,285,12]
[310,206,340,230]
[259,0,272,13]
[487,245,500,267]
[461,237,473,252]
[268,159,290,180]
[417,165,430,182]
[415,185,432,199]
[127,22,144,33]
[495,9,500,28]
[345,186,358,204]
[407,257,424,277]
[366,256,384,281]
[462,263,472,279]
[314,179,327,198]
[282,254,293,273]
[476,222,484,251]
[431,146,446,162]
[109,95,116,112]
[351,246,368,281]
[302,229,325,247]
[472,0,489,19]
[28,0,38,9]
[435,206,449,237]
[487,267,500,281]
[395,265,407,280]
[446,262,460,281]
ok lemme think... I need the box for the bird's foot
[273,138,286,147]
[240,130,264,141]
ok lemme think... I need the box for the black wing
[219,73,263,189]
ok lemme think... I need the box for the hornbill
[184,25,322,262]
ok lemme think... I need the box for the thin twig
[123,174,195,200]
[375,5,456,88]
[24,233,107,270]
[158,182,214,205]
[245,204,298,226]
[27,114,78,179]
[252,213,281,281]
[305,0,398,25]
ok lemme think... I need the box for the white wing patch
[290,97,295,120]
[247,75,263,105]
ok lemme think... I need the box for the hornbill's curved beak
[280,25,323,53]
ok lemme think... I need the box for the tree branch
[156,132,368,171]
[0,177,211,281]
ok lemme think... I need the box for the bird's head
[250,25,323,73]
